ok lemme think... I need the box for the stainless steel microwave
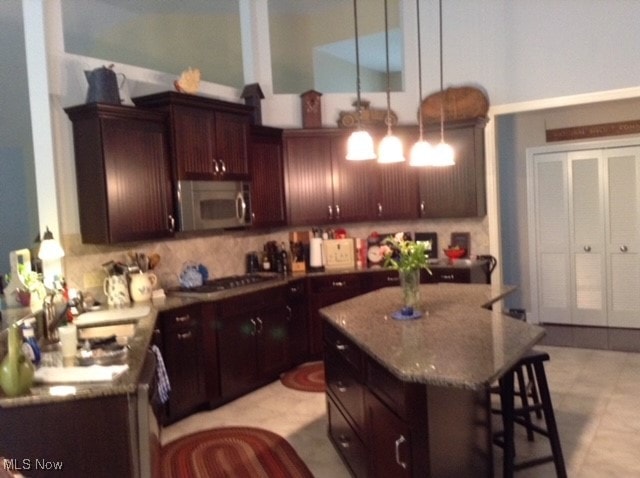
[177,180,252,231]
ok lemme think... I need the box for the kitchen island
[319,283,545,477]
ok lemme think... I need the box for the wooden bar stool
[494,349,567,478]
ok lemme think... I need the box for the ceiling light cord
[416,0,424,141]
[354,0,363,130]
[384,0,392,136]
[439,0,445,143]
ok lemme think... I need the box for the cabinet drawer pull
[175,315,190,323]
[331,281,346,287]
[441,274,455,280]
[386,276,399,283]
[337,434,351,449]
[395,435,408,469]
[336,381,348,393]
[177,331,192,340]
[335,341,348,351]
[620,245,628,252]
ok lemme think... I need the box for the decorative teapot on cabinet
[85,64,125,104]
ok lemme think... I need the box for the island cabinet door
[366,390,413,478]
[217,312,259,400]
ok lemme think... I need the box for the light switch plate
[323,238,356,270]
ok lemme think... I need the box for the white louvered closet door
[569,151,607,326]
[534,153,571,324]
[605,147,640,327]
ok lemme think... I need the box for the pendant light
[432,0,455,166]
[346,0,377,161]
[377,0,405,164]
[409,0,433,166]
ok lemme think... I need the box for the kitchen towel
[151,345,171,404]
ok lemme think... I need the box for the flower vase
[399,268,421,312]
[0,324,35,397]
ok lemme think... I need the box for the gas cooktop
[170,274,276,294]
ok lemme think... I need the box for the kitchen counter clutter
[319,283,545,477]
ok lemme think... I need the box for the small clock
[367,244,384,267]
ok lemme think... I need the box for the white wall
[19,0,640,289]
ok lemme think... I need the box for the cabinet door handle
[335,204,341,219]
[441,274,455,280]
[285,305,292,321]
[337,434,351,449]
[255,317,263,334]
[395,435,408,469]
[335,341,348,351]
[177,331,192,340]
[250,318,257,336]
[175,315,190,323]
[386,276,399,283]
[327,205,333,219]
[331,281,346,287]
[620,245,628,252]
[168,214,175,232]
[420,200,425,215]
[377,202,383,217]
[336,380,348,393]
[219,159,227,173]
[583,245,591,252]
[212,159,220,174]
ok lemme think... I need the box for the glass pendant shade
[346,130,377,161]
[378,134,405,164]
[432,141,455,167]
[409,139,434,167]
[38,227,65,261]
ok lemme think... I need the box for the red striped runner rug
[280,361,325,393]
[161,427,313,478]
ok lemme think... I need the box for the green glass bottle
[0,323,35,397]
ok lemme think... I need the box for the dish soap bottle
[0,323,35,397]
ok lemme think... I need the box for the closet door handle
[620,245,628,252]
[583,245,591,252]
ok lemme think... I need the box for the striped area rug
[161,427,313,478]
[280,361,325,393]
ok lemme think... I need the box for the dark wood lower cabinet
[0,395,135,478]
[216,286,291,402]
[159,304,208,424]
[324,321,493,477]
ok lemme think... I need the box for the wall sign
[546,119,640,142]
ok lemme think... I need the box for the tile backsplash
[62,217,489,300]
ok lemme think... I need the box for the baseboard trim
[540,323,640,353]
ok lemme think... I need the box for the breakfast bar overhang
[320,283,545,477]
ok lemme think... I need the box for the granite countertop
[319,283,545,391]
[0,265,493,407]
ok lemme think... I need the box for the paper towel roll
[309,238,323,268]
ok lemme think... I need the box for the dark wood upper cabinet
[133,91,253,180]
[283,129,376,226]
[65,103,175,244]
[419,118,488,218]
[249,125,287,228]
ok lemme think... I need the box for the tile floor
[162,345,640,477]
